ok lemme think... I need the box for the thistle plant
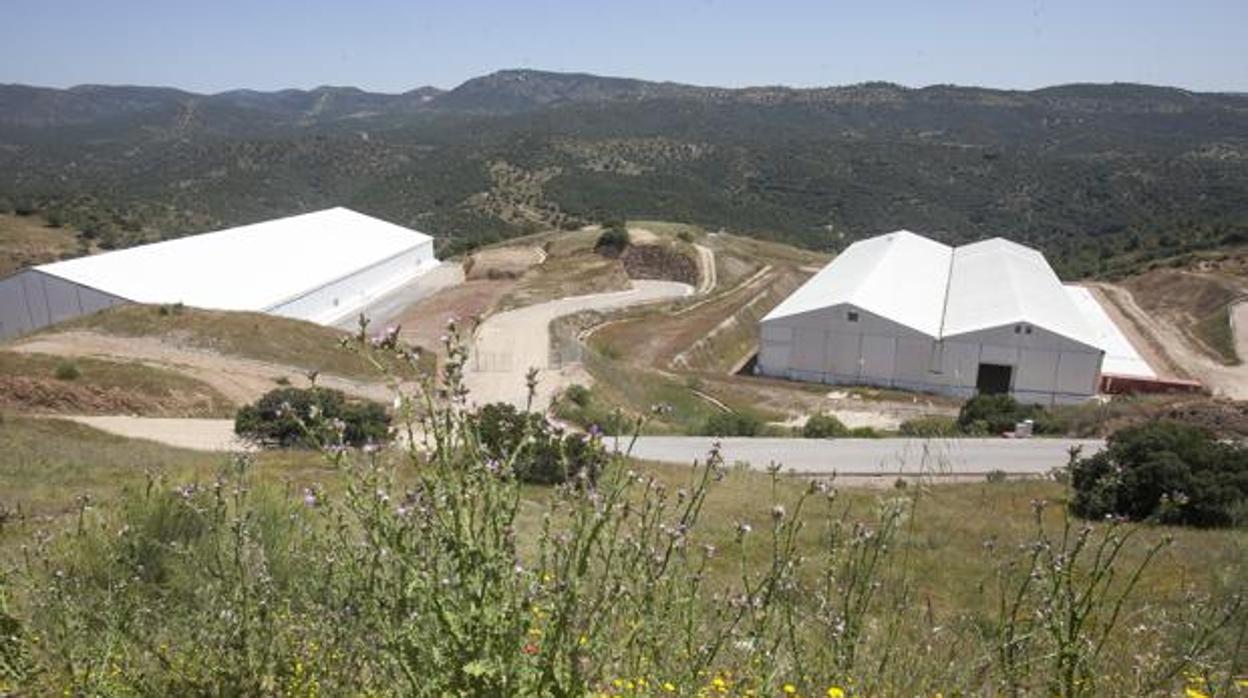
[0,322,1239,696]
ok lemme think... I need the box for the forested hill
[3,69,1247,277]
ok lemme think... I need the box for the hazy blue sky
[3,0,1245,93]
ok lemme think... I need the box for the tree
[1070,421,1248,527]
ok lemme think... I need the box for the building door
[976,363,1013,395]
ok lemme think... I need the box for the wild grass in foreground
[0,327,1244,695]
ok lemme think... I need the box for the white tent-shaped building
[0,207,437,339]
[757,231,1105,405]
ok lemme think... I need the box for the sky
[3,0,1245,94]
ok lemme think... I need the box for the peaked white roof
[35,207,431,311]
[764,230,1101,351]
[763,230,952,337]
[942,238,1099,348]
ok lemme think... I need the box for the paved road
[624,436,1104,478]
[465,280,693,409]
[54,415,1103,483]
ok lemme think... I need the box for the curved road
[464,280,693,409]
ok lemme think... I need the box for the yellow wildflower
[828,688,845,698]
[784,684,797,694]
[663,682,677,692]
[1184,688,1210,698]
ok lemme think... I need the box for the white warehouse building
[757,230,1106,405]
[0,207,437,339]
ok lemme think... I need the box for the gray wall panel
[0,270,129,340]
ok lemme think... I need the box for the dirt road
[465,280,693,409]
[1090,283,1248,399]
[1232,301,1248,370]
[11,331,394,405]
[62,415,252,452]
[693,243,716,294]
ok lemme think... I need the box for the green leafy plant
[802,413,849,438]
[233,386,390,448]
[1070,421,1248,527]
[696,410,762,436]
[53,360,81,381]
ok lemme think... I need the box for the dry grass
[498,251,631,311]
[0,416,330,530]
[1121,267,1246,366]
[0,213,84,275]
[39,304,416,381]
[2,416,1240,634]
[0,351,234,417]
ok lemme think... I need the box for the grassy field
[0,415,1242,693]
[3,416,1242,611]
[40,304,421,381]
[0,351,234,417]
[0,416,329,526]
[0,212,85,276]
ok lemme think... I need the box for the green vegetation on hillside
[0,212,85,275]
[1193,305,1241,365]
[4,72,1248,276]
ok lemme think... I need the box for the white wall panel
[269,241,435,324]
[861,334,896,382]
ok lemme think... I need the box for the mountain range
[2,69,1247,276]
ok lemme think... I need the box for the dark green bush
[594,226,630,256]
[1070,421,1248,527]
[475,402,607,485]
[697,411,762,437]
[849,426,881,438]
[802,413,849,438]
[234,387,390,448]
[563,384,592,409]
[899,415,959,437]
[957,394,1040,435]
[53,361,81,381]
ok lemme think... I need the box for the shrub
[802,413,849,438]
[1070,420,1248,527]
[899,415,959,437]
[957,394,1038,435]
[234,387,390,448]
[475,402,606,485]
[53,361,81,381]
[697,410,762,437]
[563,383,591,409]
[594,226,630,256]
[849,426,881,438]
[552,385,631,436]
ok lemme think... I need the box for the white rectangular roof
[1064,284,1156,378]
[762,230,952,337]
[35,207,431,311]
[764,230,1102,351]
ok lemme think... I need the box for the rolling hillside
[2,70,1248,276]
